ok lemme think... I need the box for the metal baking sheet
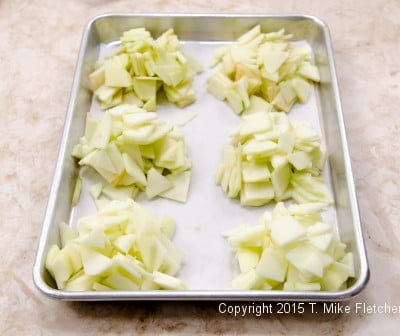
[33,14,369,301]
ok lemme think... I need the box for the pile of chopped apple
[225,203,354,291]
[207,26,320,114]
[46,199,186,291]
[72,104,191,203]
[216,109,332,206]
[89,28,202,111]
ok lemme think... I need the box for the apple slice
[240,181,274,206]
[256,247,288,282]
[232,269,264,290]
[153,271,187,290]
[146,168,173,199]
[105,61,131,87]
[159,171,191,203]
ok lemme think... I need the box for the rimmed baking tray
[33,13,369,301]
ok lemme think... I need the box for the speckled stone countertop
[0,0,399,334]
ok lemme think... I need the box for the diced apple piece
[112,234,136,254]
[113,253,144,279]
[146,168,173,199]
[65,272,95,291]
[240,112,271,137]
[59,222,78,248]
[270,216,306,247]
[100,90,123,110]
[105,61,131,87]
[286,245,333,278]
[225,89,244,114]
[237,247,261,273]
[122,91,143,107]
[271,163,291,198]
[297,62,320,82]
[291,77,311,103]
[80,247,113,276]
[279,80,296,105]
[89,112,112,149]
[309,233,333,252]
[240,181,274,206]
[291,173,333,205]
[270,154,288,169]
[143,96,156,112]
[164,81,196,108]
[103,270,139,290]
[327,239,347,261]
[89,66,105,91]
[243,95,273,115]
[207,72,233,100]
[71,176,82,206]
[123,112,157,127]
[256,247,288,282]
[102,185,135,201]
[159,171,191,203]
[283,282,296,291]
[340,253,355,278]
[311,146,326,171]
[235,77,251,109]
[136,236,166,272]
[272,91,293,112]
[263,51,289,74]
[137,123,173,145]
[153,136,179,164]
[153,271,186,290]
[122,153,146,186]
[289,203,328,216]
[61,245,82,272]
[242,139,278,157]
[227,224,266,248]
[45,244,60,278]
[94,85,120,104]
[307,221,332,235]
[320,262,351,291]
[131,77,157,101]
[278,131,294,154]
[232,269,264,290]
[84,114,100,143]
[75,228,107,249]
[289,151,311,170]
[241,161,270,183]
[52,249,73,289]
[238,25,261,44]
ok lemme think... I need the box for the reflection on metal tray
[33,13,369,301]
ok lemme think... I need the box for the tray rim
[33,12,369,301]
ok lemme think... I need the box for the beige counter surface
[0,0,399,334]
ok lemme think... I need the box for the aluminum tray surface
[33,14,369,301]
